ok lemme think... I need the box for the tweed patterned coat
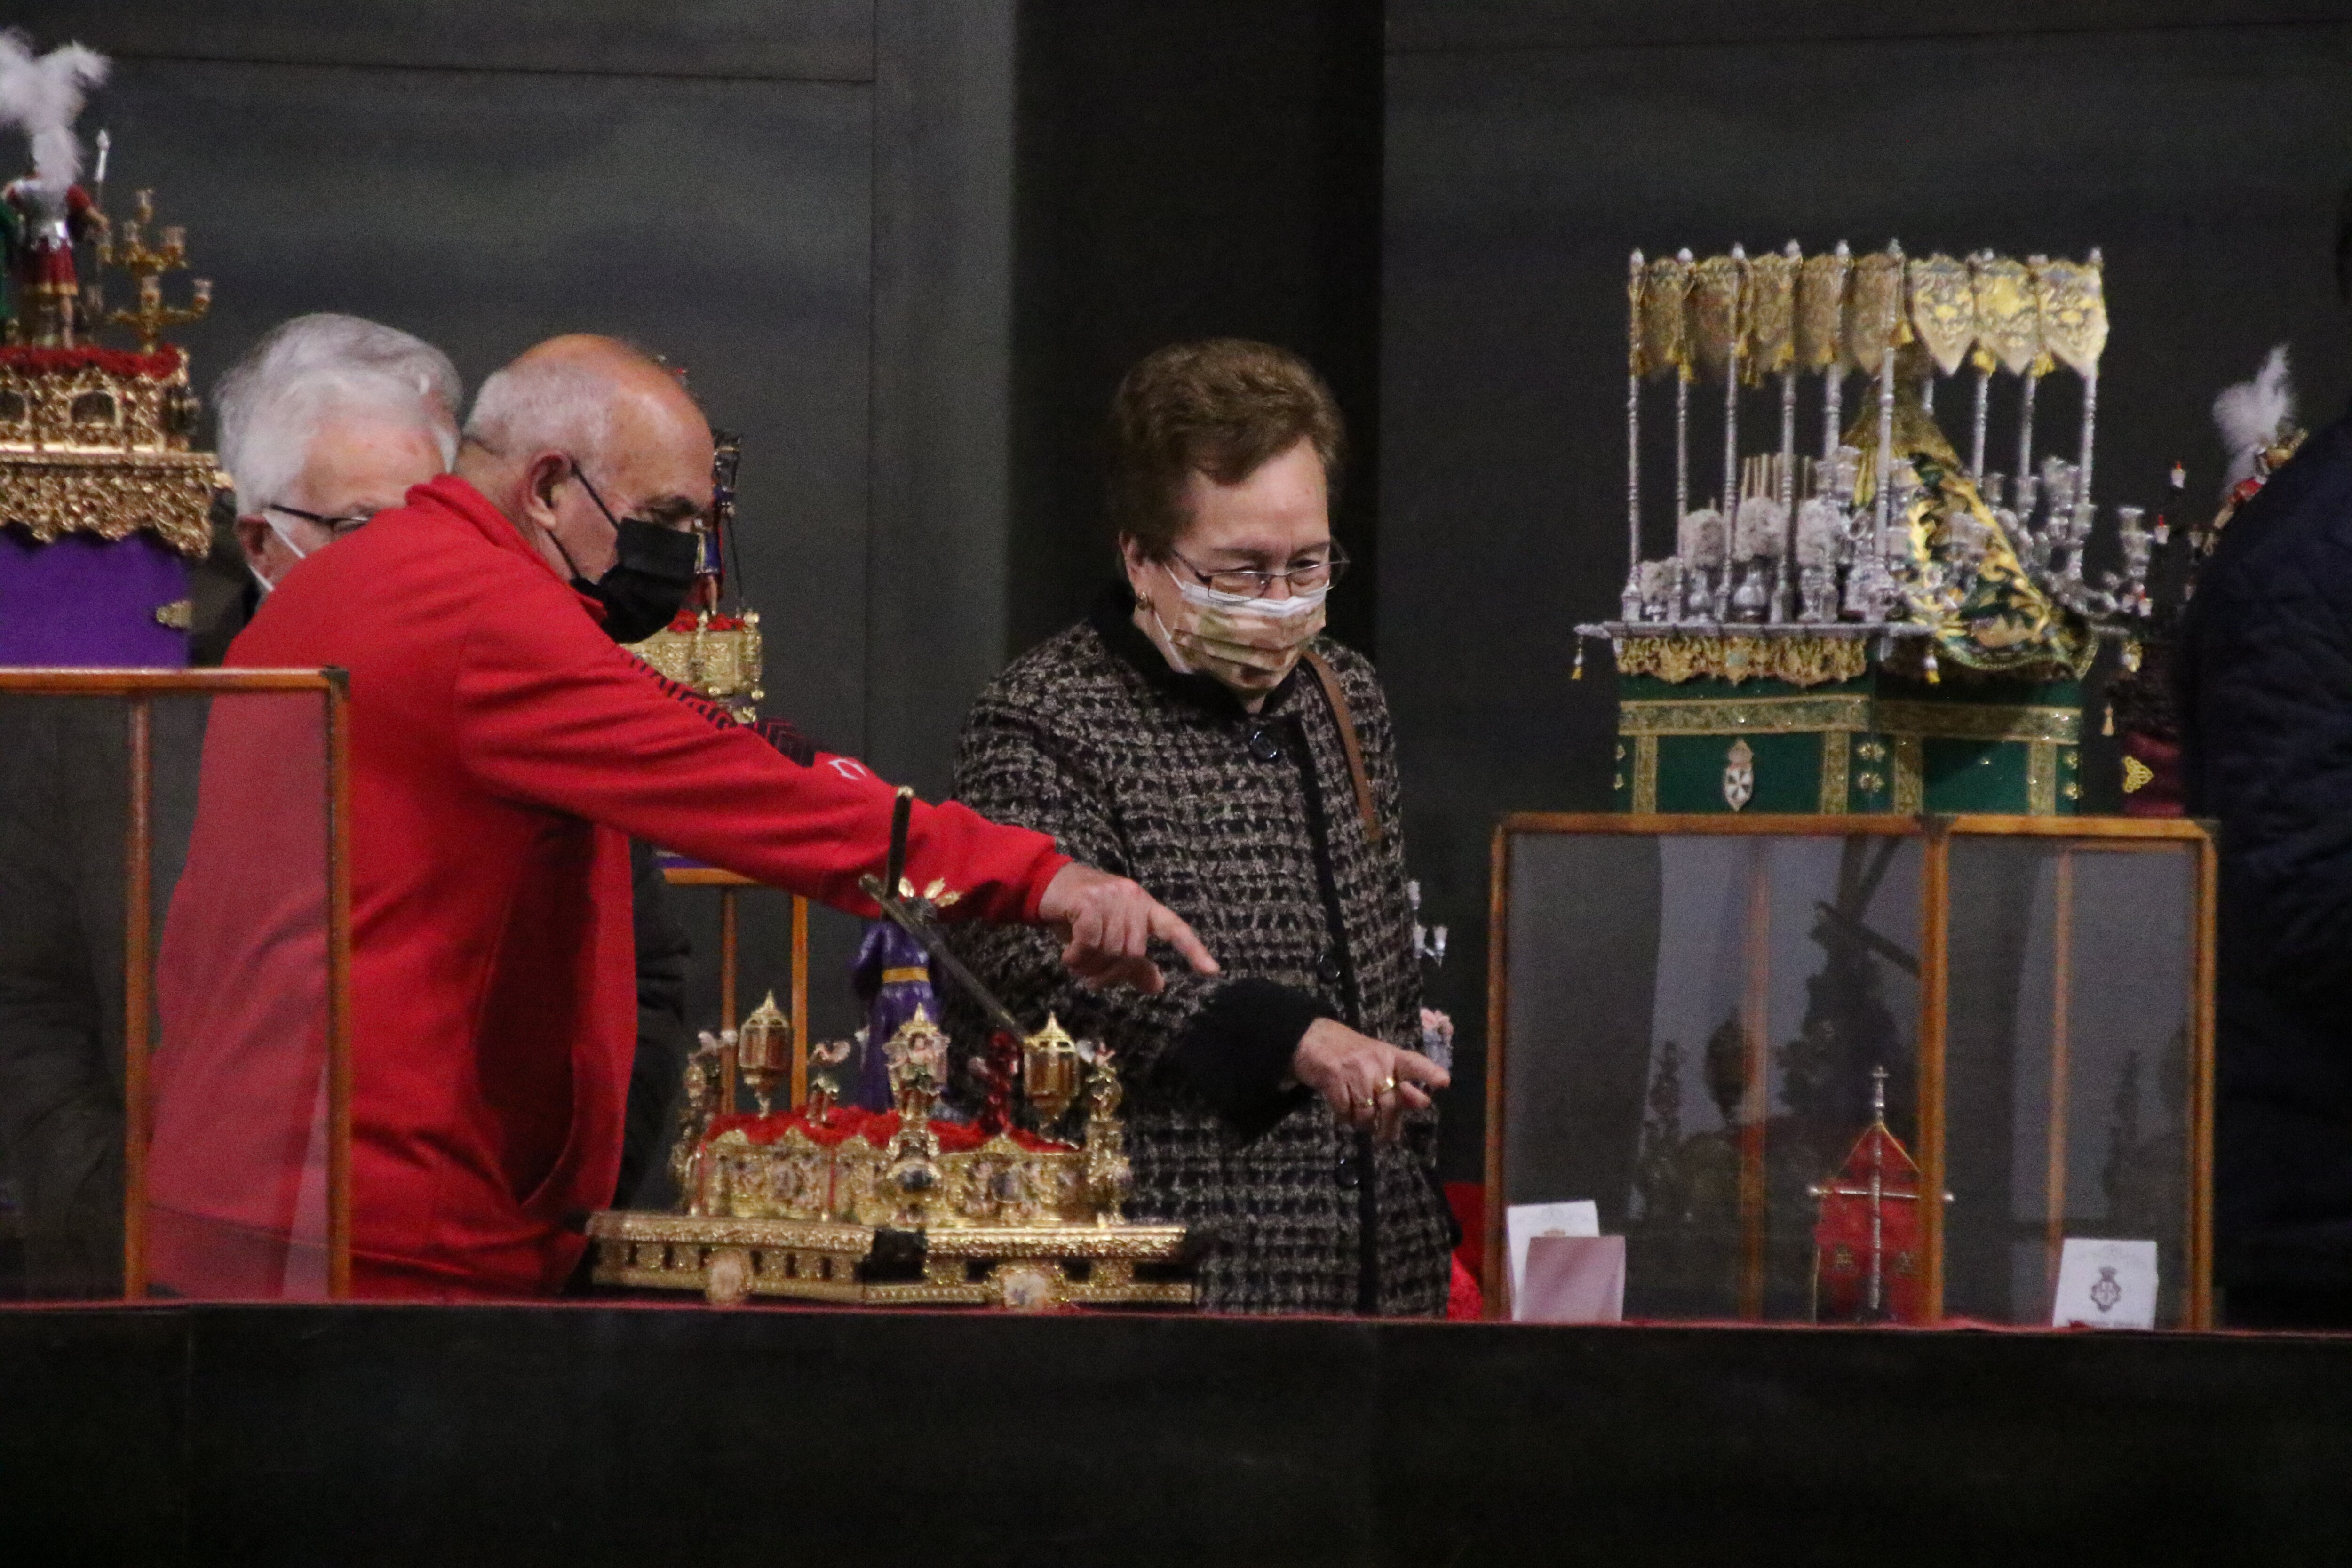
[948,588,1452,1315]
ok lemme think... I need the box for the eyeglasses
[1168,544,1348,599]
[265,503,374,537]
[571,459,707,534]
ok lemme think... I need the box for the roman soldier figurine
[2,173,105,345]
[0,39,111,346]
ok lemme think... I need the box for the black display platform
[7,1303,2352,1565]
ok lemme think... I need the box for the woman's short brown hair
[1106,338,1346,559]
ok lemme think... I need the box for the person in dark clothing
[616,839,693,1211]
[2177,188,2352,1327]
[0,697,204,1297]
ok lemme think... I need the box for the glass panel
[1502,830,1923,1321]
[0,681,341,1301]
[148,686,335,1300]
[1944,838,2199,1328]
[0,694,139,1299]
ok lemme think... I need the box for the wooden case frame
[1483,812,2217,1328]
[0,668,354,1298]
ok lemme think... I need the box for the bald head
[457,334,713,584]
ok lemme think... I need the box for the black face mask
[556,463,703,643]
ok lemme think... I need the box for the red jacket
[149,475,1065,1298]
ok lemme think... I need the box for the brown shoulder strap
[1302,649,1383,845]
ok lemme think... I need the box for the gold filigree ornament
[1685,252,1746,382]
[0,353,223,558]
[1970,254,2045,377]
[2034,254,2108,379]
[1022,1012,1085,1126]
[1843,248,1910,378]
[1617,693,1870,736]
[1742,245,1797,381]
[624,607,764,720]
[735,991,792,1115]
[1795,246,1852,373]
[1907,253,1978,377]
[1639,253,1692,381]
[1614,632,1870,688]
[95,189,215,352]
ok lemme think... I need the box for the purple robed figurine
[850,918,938,1114]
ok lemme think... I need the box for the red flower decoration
[0,343,183,380]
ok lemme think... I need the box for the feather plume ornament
[0,33,109,182]
[1795,495,1843,567]
[1733,494,1789,560]
[2212,344,2296,496]
[1677,505,1727,568]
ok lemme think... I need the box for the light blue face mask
[249,514,313,597]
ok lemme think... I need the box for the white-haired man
[217,311,461,584]
[190,314,461,657]
[149,334,1218,1299]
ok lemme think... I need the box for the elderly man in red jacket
[150,335,1213,1299]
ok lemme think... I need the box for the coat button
[1245,723,1284,763]
[1316,953,1343,989]
[1334,1151,1361,1189]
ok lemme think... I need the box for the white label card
[2052,1237,2159,1330]
[1518,1234,1627,1324]
[1506,1201,1599,1311]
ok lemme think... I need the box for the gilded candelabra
[95,189,212,351]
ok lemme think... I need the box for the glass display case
[0,669,352,1302]
[1486,813,2213,1328]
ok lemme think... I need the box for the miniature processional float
[1494,248,2218,1331]
[0,41,224,669]
[1583,241,2158,816]
[620,428,764,719]
[588,793,1196,1311]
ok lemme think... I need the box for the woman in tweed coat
[948,341,1454,1315]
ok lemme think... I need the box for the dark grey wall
[15,0,1020,1045]
[1010,0,1385,656]
[1383,0,2352,1176]
[31,0,2334,1195]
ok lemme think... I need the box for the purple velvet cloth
[850,918,937,1113]
[0,530,192,668]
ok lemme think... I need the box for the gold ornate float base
[0,446,225,557]
[624,609,763,718]
[1613,631,1871,688]
[585,1210,1194,1312]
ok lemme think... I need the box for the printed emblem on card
[2053,1238,2158,1330]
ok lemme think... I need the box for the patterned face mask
[1153,561,1328,692]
